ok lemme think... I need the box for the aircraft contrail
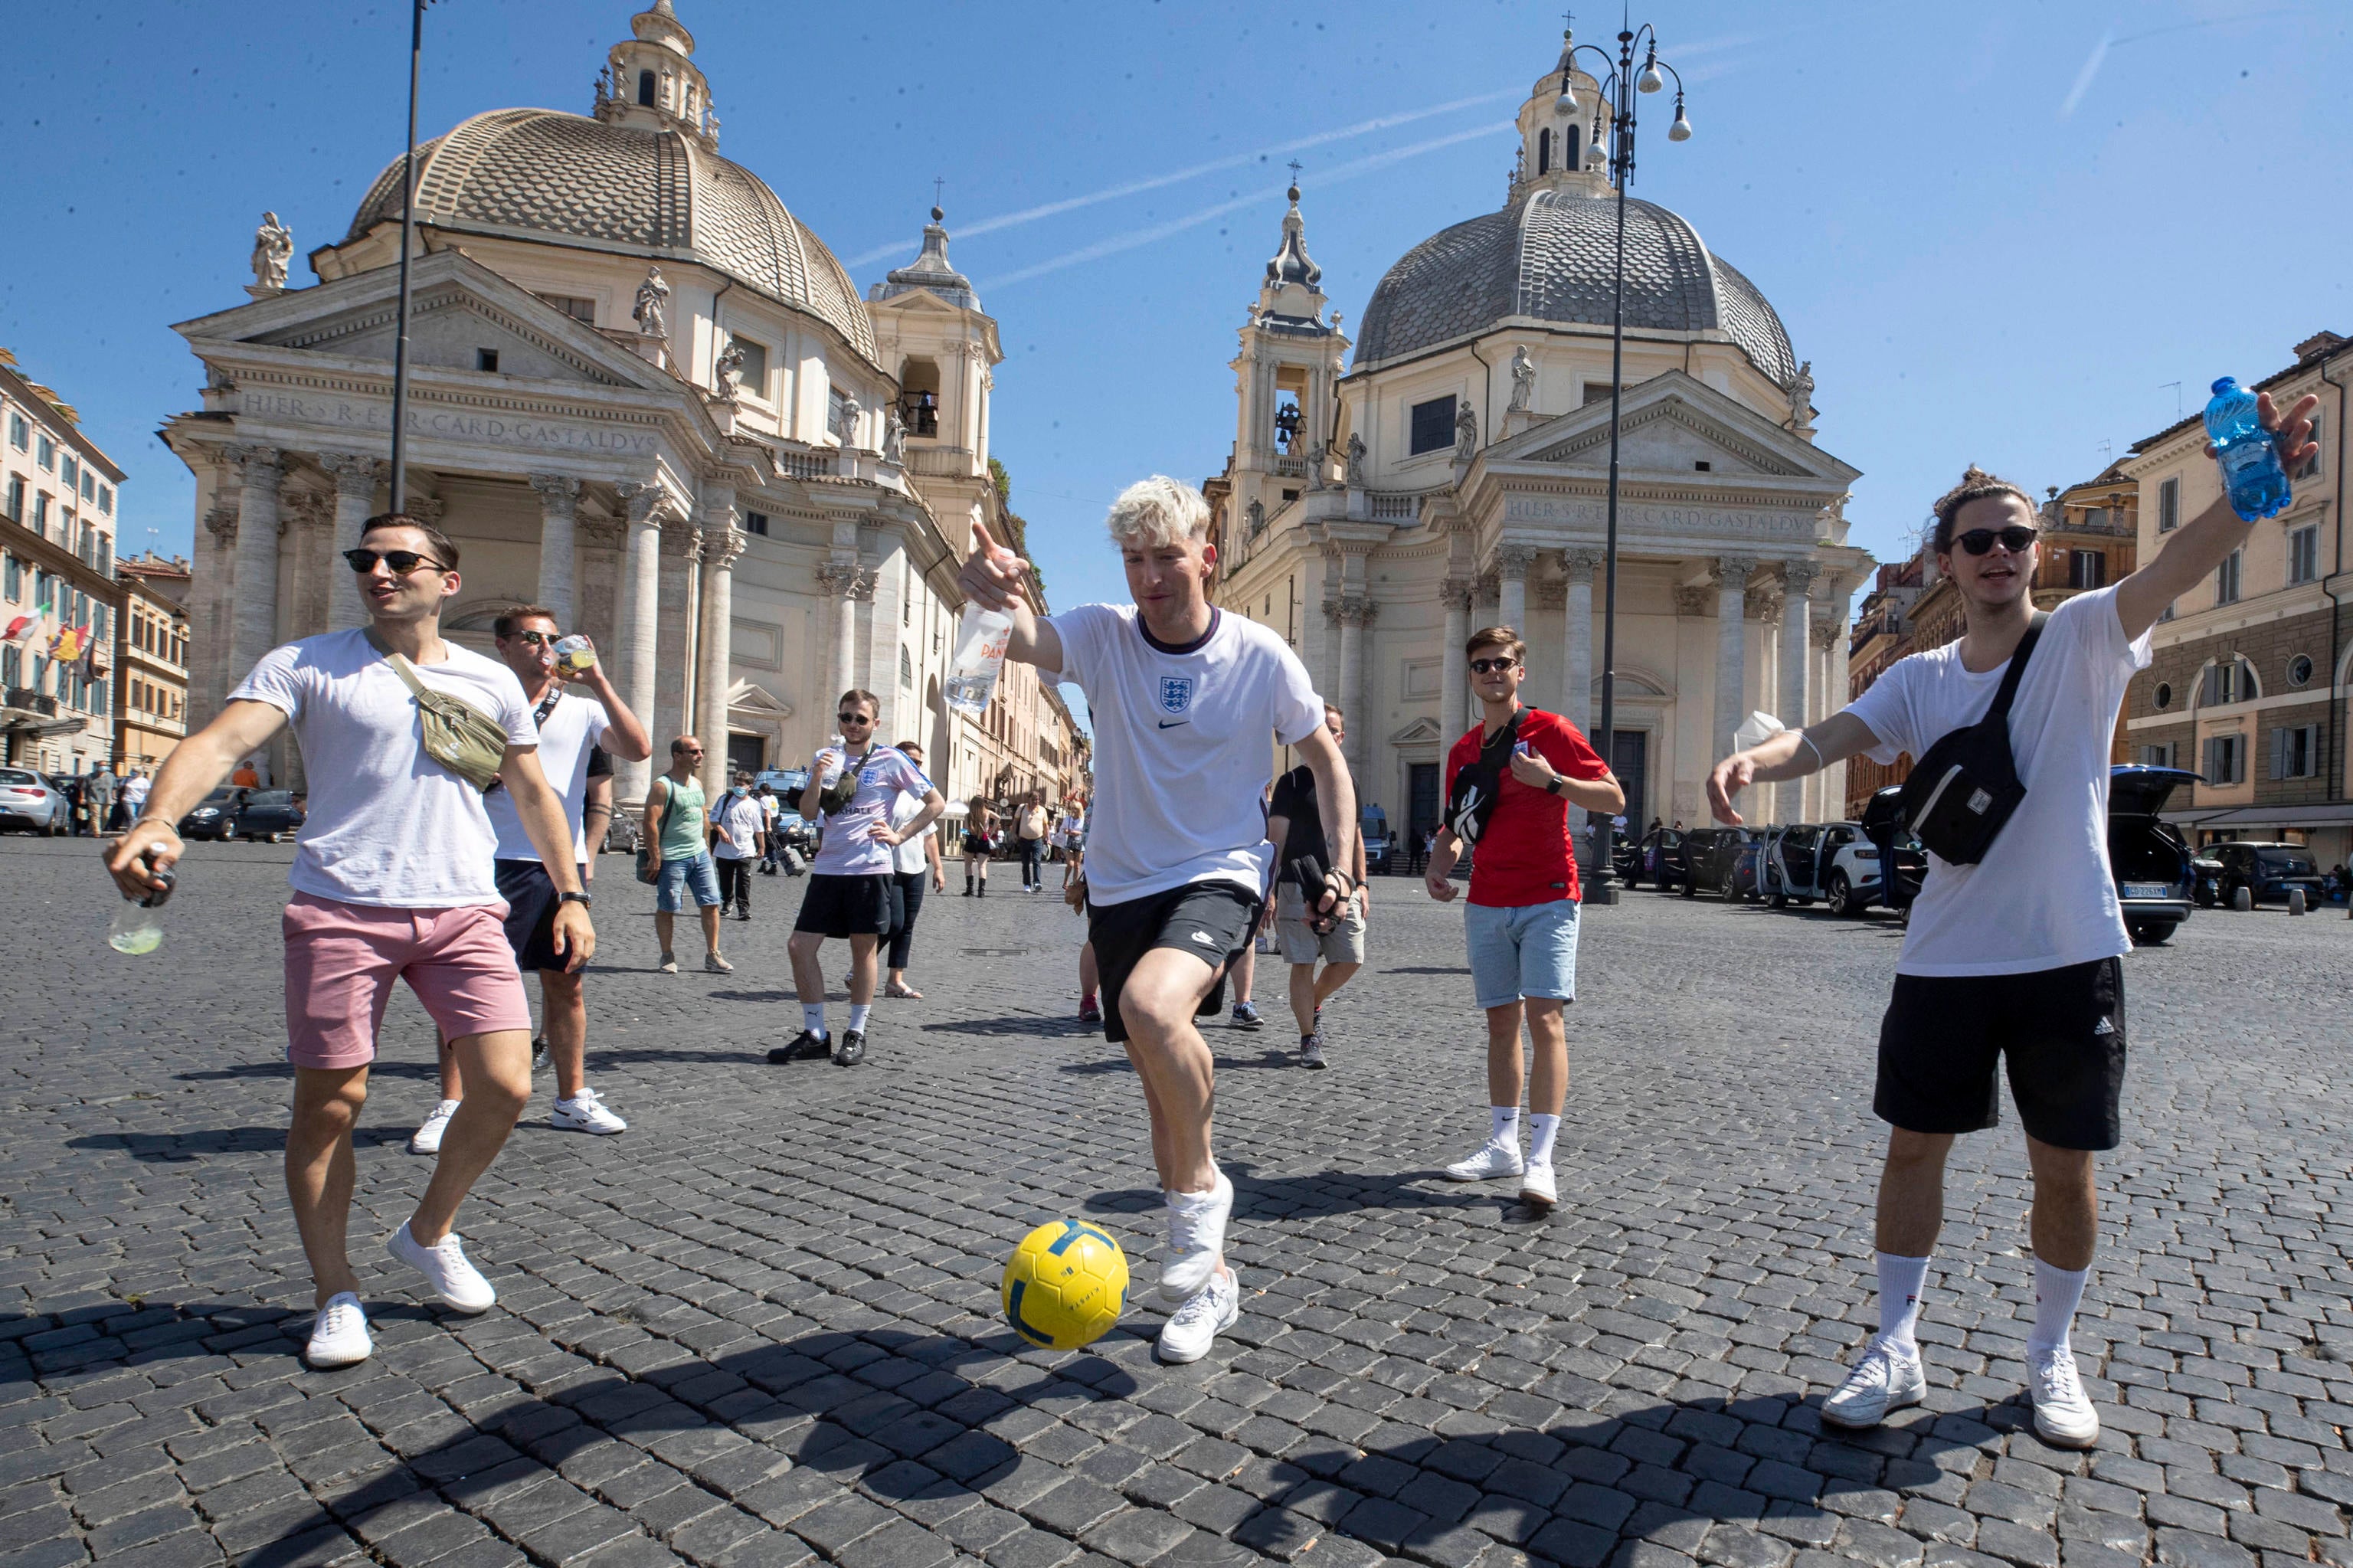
[983,122,1505,291]
[2058,29,2112,119]
[842,90,1518,269]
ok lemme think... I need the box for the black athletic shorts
[1086,880,1261,1045]
[794,872,891,938]
[495,858,588,973]
[1874,956,2127,1151]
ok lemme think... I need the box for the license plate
[2121,884,2171,899]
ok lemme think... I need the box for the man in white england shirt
[106,515,597,1370]
[1707,395,2317,1449]
[958,476,1356,1363]
[410,607,653,1157]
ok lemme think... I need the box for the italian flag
[4,597,55,649]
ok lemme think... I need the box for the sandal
[885,982,923,999]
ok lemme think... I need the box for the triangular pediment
[1485,370,1857,486]
[1389,715,1445,746]
[174,250,672,393]
[727,679,794,718]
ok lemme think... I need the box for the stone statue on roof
[250,212,293,295]
[1454,400,1479,462]
[1509,345,1536,414]
[633,267,671,340]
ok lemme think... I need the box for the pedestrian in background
[883,739,945,998]
[1016,789,1049,892]
[643,736,728,974]
[962,794,997,895]
[710,771,765,921]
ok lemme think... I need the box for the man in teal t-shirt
[643,735,727,974]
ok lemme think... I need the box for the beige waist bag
[371,634,508,792]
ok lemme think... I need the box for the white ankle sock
[1527,1113,1562,1167]
[2030,1256,2089,1354]
[1489,1105,1520,1145]
[801,1003,826,1037]
[848,1003,872,1033]
[1875,1252,1930,1357]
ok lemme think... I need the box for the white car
[1762,821,1885,915]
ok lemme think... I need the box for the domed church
[1210,28,1872,843]
[162,2,1075,809]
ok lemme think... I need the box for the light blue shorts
[1463,898,1580,1010]
[656,851,722,912]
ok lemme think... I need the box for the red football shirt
[1443,706,1611,907]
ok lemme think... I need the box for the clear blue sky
[6,0,2348,637]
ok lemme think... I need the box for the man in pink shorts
[106,513,594,1370]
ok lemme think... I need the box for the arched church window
[1536,128,1551,177]
[637,70,656,106]
[1566,131,1579,172]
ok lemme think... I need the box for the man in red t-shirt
[1422,624,1622,1210]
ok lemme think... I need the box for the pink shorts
[282,892,533,1070]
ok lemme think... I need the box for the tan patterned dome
[346,106,877,368]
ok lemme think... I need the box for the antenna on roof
[2159,380,2182,419]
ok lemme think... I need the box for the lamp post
[1556,24,1690,905]
[388,0,433,513]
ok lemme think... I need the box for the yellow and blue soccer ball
[1002,1220,1127,1350]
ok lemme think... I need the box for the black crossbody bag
[1897,614,2047,866]
[1444,707,1531,844]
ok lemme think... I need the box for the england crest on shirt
[1157,676,1196,716]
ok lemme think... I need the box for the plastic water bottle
[819,735,847,789]
[108,862,175,955]
[2205,377,2292,521]
[551,634,597,674]
[945,603,1013,719]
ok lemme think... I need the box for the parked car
[2207,840,2327,908]
[1360,806,1394,876]
[1677,826,1759,899]
[1615,826,1682,890]
[771,808,815,851]
[2190,849,2224,908]
[2106,765,2200,945]
[227,788,306,843]
[178,787,250,841]
[1858,787,1928,915]
[0,768,67,834]
[1761,822,1886,914]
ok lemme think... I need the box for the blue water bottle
[2204,377,2292,521]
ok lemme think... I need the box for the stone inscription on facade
[1503,494,1815,540]
[238,391,660,458]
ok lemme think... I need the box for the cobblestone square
[4,837,2350,1568]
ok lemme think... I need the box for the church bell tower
[1226,180,1348,548]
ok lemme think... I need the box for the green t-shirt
[655,774,708,861]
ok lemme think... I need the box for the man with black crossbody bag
[1710,421,2317,1448]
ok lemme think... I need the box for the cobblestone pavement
[5,836,2352,1568]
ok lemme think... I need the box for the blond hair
[1105,476,1212,550]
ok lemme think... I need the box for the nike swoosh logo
[1158,719,1189,729]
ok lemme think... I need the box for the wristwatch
[560,891,593,908]
[1545,776,1566,797]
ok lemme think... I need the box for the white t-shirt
[1845,585,2153,977]
[484,689,610,865]
[120,775,151,809]
[1044,604,1321,904]
[710,788,766,861]
[888,791,936,876]
[229,628,536,908]
[810,746,934,877]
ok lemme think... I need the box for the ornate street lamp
[1558,22,1689,905]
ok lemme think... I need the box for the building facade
[115,552,191,774]
[1,349,126,773]
[1841,469,2139,818]
[2120,331,2351,864]
[1209,30,1870,849]
[165,1,1075,811]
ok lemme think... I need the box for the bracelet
[1795,731,1825,771]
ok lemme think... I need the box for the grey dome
[1352,188,1795,387]
[347,107,877,368]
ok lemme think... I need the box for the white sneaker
[305,1292,372,1368]
[1445,1140,1524,1183]
[658,951,678,974]
[386,1220,496,1314]
[408,1100,460,1156]
[1820,1341,1926,1429]
[705,951,733,974]
[551,1087,627,1135]
[1520,1161,1558,1210]
[1158,1171,1234,1305]
[2028,1346,2100,1449]
[1157,1268,1240,1364]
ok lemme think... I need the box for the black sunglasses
[508,630,561,647]
[1468,656,1517,675]
[836,712,875,725]
[1954,526,2037,557]
[343,547,447,574]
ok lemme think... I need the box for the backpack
[1445,708,1532,844]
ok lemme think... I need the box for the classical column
[319,453,386,631]
[1439,574,1472,745]
[612,483,665,805]
[283,489,334,642]
[1816,611,1851,820]
[1713,555,1755,769]
[818,559,876,709]
[696,522,745,793]
[1495,545,1534,635]
[190,502,237,728]
[227,446,284,686]
[655,514,703,755]
[1775,560,1818,826]
[1562,549,1600,735]
[529,473,584,626]
[1336,595,1376,777]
